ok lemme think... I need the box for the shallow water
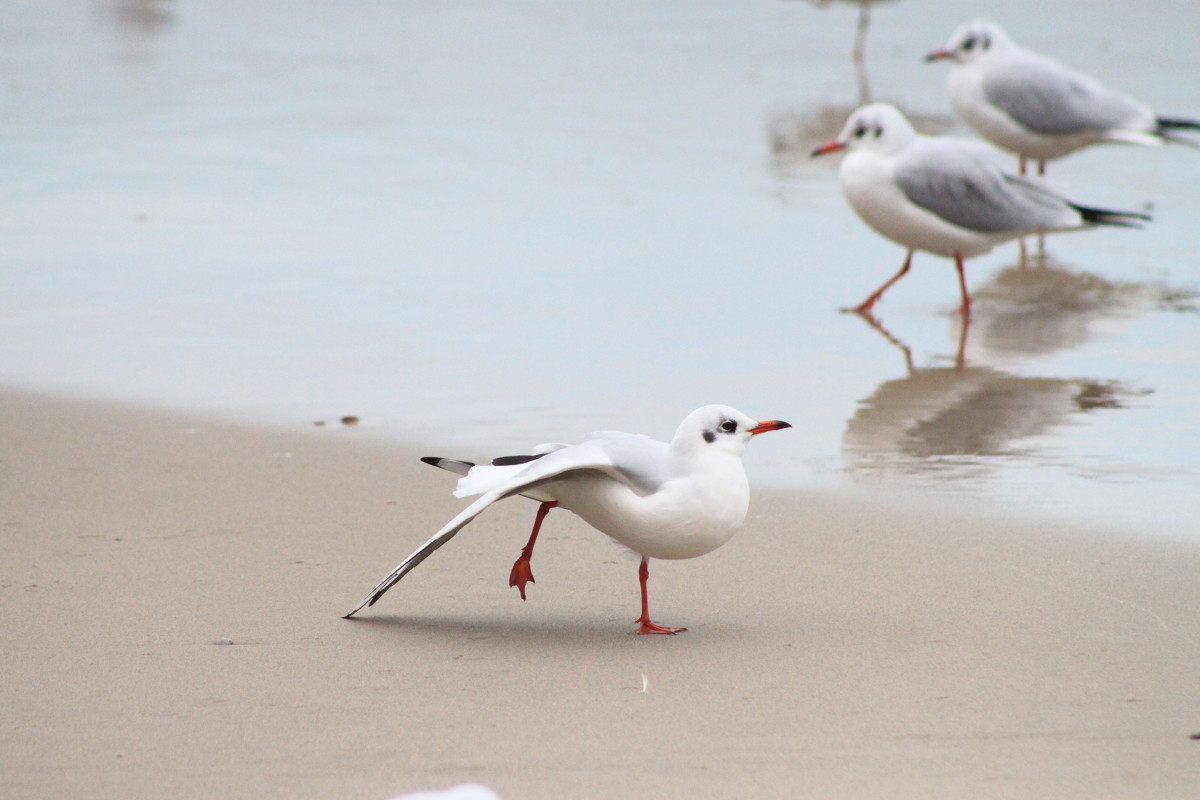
[2,0,1198,539]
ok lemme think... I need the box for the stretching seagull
[344,405,791,634]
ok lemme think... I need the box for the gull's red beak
[810,140,845,157]
[924,48,954,62]
[749,419,792,436]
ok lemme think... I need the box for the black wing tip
[423,453,546,469]
[1157,116,1200,131]
[491,453,546,467]
[1072,203,1152,228]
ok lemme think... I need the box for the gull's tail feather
[423,453,556,500]
[1070,203,1152,229]
[421,456,475,476]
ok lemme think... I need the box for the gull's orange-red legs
[635,556,686,635]
[846,250,913,315]
[509,501,556,600]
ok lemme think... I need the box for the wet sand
[2,388,1198,799]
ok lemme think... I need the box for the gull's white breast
[546,458,750,561]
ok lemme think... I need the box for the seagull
[925,19,1200,175]
[810,103,1149,315]
[343,405,791,634]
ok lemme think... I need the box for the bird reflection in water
[972,253,1195,357]
[838,252,1183,477]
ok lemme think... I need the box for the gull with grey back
[926,19,1200,175]
[811,103,1149,314]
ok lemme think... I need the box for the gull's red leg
[510,501,556,600]
[953,252,972,316]
[846,250,913,315]
[635,556,686,635]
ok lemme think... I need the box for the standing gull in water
[926,19,1200,175]
[811,103,1149,314]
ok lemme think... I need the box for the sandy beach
[2,387,1198,798]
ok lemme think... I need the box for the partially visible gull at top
[926,19,1200,175]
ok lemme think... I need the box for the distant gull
[811,103,1149,314]
[925,19,1200,175]
[344,406,791,634]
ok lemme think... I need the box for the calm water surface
[2,1,1198,539]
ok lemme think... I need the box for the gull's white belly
[546,472,749,561]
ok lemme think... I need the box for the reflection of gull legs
[1017,236,1048,269]
[852,309,914,370]
[854,305,971,369]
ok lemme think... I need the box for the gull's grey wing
[576,431,670,496]
[895,141,1074,233]
[343,437,666,617]
[983,52,1146,135]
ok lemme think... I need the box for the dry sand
[2,387,1198,799]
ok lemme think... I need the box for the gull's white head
[926,19,1014,66]
[812,103,918,159]
[672,405,791,458]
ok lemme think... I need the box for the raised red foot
[636,618,687,635]
[509,556,534,601]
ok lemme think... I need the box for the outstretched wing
[343,436,665,618]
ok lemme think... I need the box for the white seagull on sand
[811,102,1149,315]
[925,19,1200,175]
[344,405,791,634]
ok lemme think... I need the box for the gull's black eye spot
[853,124,868,139]
[962,35,977,52]
[702,431,716,444]
[719,419,737,433]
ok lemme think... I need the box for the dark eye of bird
[719,419,737,433]
[853,125,867,139]
[963,35,976,51]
